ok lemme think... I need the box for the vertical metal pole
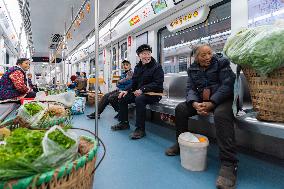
[54,54,57,90]
[62,50,65,90]
[94,0,99,139]
[49,50,52,88]
[70,62,73,78]
[67,59,70,83]
[89,56,92,75]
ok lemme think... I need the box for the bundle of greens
[48,128,75,149]
[17,102,47,128]
[0,128,45,180]
[24,102,44,116]
[0,126,78,181]
[223,25,284,76]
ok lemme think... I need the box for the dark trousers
[119,93,161,130]
[175,99,238,165]
[98,90,120,114]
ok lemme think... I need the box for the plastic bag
[16,102,47,128]
[37,104,69,128]
[33,126,79,170]
[224,24,284,76]
[35,91,76,107]
[178,132,199,143]
[71,97,86,115]
[0,126,78,181]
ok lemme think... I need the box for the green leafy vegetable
[0,128,45,170]
[224,25,284,76]
[48,129,75,149]
[24,102,43,116]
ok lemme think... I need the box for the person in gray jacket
[165,43,237,189]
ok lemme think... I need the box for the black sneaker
[165,143,180,156]
[111,122,130,131]
[129,128,146,140]
[216,164,238,189]
[87,113,100,119]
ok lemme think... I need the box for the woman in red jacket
[0,58,36,101]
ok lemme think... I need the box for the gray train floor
[72,106,284,189]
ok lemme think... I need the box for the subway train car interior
[0,0,284,188]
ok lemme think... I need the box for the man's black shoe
[111,122,130,131]
[129,128,146,140]
[216,164,238,189]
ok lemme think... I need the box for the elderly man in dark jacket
[165,43,237,189]
[111,44,164,139]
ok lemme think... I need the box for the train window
[136,32,148,50]
[158,1,231,74]
[248,0,284,27]
[120,42,127,60]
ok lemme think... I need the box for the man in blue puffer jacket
[87,60,133,119]
[165,43,237,189]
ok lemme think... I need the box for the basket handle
[70,128,106,173]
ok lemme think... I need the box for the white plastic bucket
[178,132,209,171]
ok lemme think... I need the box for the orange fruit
[199,137,207,143]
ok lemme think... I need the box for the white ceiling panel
[28,0,133,57]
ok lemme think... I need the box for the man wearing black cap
[111,44,164,139]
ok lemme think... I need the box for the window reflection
[159,1,231,74]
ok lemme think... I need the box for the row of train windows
[99,1,231,73]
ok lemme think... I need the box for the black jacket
[186,54,236,105]
[126,57,164,93]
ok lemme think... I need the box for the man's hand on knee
[118,91,128,99]
[134,89,142,97]
[193,102,211,116]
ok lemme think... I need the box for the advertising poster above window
[151,0,168,14]
[167,6,210,32]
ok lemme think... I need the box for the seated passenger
[165,43,237,189]
[87,60,133,119]
[0,58,36,101]
[111,44,164,139]
[76,72,88,91]
[68,75,78,89]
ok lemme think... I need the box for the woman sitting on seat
[67,75,78,90]
[0,58,36,101]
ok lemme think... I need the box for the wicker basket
[242,66,284,122]
[0,136,98,189]
[87,92,104,105]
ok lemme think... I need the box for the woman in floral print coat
[0,58,36,101]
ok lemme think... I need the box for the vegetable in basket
[223,25,284,76]
[48,128,75,149]
[0,126,78,181]
[24,102,43,116]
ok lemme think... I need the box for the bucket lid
[178,132,199,143]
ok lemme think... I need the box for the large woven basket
[0,136,98,189]
[87,92,104,105]
[242,66,284,122]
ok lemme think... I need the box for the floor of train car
[73,106,284,189]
